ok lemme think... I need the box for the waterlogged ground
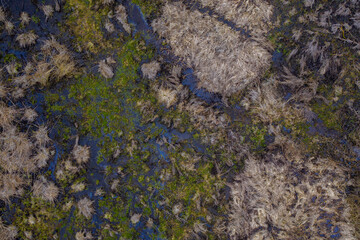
[0,0,359,239]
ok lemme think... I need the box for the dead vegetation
[32,176,59,202]
[16,32,38,48]
[10,36,76,91]
[75,230,93,240]
[20,12,30,26]
[77,197,94,219]
[141,61,160,80]
[0,218,17,240]
[72,143,90,165]
[0,102,53,202]
[228,151,356,239]
[41,5,54,20]
[98,59,114,79]
[152,2,271,96]
[115,4,131,33]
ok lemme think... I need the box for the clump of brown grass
[105,19,115,33]
[32,176,59,202]
[71,182,86,192]
[33,125,51,146]
[20,12,30,25]
[157,87,177,108]
[115,4,131,33]
[72,137,90,165]
[0,174,25,202]
[21,108,38,122]
[40,37,76,81]
[31,61,53,86]
[0,7,6,22]
[41,36,67,53]
[0,103,17,127]
[41,5,54,20]
[0,218,18,240]
[75,230,93,240]
[11,88,25,99]
[101,0,114,5]
[228,152,356,239]
[0,83,7,98]
[5,62,19,76]
[51,51,76,79]
[0,126,34,173]
[4,21,14,34]
[152,2,271,96]
[141,61,160,80]
[16,32,38,48]
[32,147,50,168]
[98,59,114,79]
[77,197,94,219]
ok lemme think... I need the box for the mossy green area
[64,0,123,53]
[42,29,232,237]
[12,194,94,240]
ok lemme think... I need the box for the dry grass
[0,174,25,202]
[198,0,273,36]
[0,126,34,173]
[152,2,271,96]
[41,37,67,53]
[20,12,30,25]
[157,87,177,108]
[32,147,50,168]
[0,83,7,98]
[101,0,114,5]
[115,4,131,33]
[241,79,304,123]
[10,88,25,99]
[71,182,86,192]
[52,51,76,79]
[0,218,17,240]
[141,61,160,80]
[21,108,38,122]
[0,7,6,22]
[98,59,114,79]
[72,141,90,165]
[33,125,51,146]
[228,153,356,239]
[75,230,93,240]
[41,5,54,20]
[32,61,53,86]
[5,63,18,76]
[0,103,17,127]
[77,197,94,219]
[16,32,38,48]
[105,19,115,33]
[32,176,59,202]
[4,21,14,34]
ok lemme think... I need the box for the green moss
[13,195,69,239]
[2,53,17,63]
[31,15,40,24]
[64,0,123,53]
[311,101,342,131]
[131,0,163,18]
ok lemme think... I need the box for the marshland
[0,0,359,239]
